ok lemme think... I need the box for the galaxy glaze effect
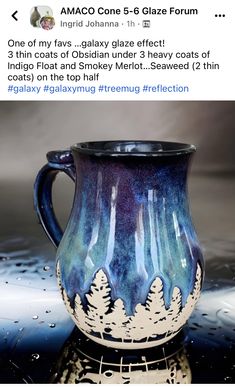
[57,152,203,315]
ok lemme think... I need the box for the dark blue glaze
[34,152,75,247]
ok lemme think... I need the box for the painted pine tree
[172,264,201,332]
[85,269,112,339]
[167,286,182,334]
[144,276,169,337]
[104,298,129,340]
[127,303,151,341]
[73,293,89,333]
[60,263,202,346]
[127,276,168,342]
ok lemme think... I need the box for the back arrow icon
[12,11,18,21]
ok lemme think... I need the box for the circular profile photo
[40,15,55,30]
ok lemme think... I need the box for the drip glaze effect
[58,262,202,349]
[57,152,203,318]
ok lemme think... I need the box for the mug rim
[71,140,196,157]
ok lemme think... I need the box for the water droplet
[32,315,39,320]
[48,323,56,328]
[18,327,24,332]
[31,353,40,361]
[43,265,50,271]
[45,310,51,314]
[0,256,9,261]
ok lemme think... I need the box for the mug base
[80,329,181,350]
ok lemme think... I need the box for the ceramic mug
[34,141,204,349]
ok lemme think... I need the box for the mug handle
[34,149,75,247]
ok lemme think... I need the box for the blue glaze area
[57,150,203,315]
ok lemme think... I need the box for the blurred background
[0,101,234,242]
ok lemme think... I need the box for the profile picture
[30,6,55,30]
[40,16,55,30]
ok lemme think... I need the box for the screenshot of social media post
[1,0,234,100]
[0,0,235,385]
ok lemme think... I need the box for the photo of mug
[34,140,204,349]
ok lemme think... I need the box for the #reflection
[51,329,191,384]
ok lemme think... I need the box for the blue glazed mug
[34,141,204,349]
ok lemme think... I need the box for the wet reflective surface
[51,329,192,384]
[0,237,235,383]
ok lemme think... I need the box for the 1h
[127,20,135,27]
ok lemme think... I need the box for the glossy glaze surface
[57,146,203,317]
[34,141,203,348]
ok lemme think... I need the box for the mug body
[55,141,203,349]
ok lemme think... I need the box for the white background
[1,0,234,100]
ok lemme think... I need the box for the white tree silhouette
[127,303,150,341]
[73,293,88,333]
[145,276,169,337]
[60,264,202,346]
[167,286,182,335]
[172,264,202,332]
[128,276,169,341]
[104,298,129,340]
[85,269,112,339]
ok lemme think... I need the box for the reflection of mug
[51,329,192,384]
[34,141,204,349]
